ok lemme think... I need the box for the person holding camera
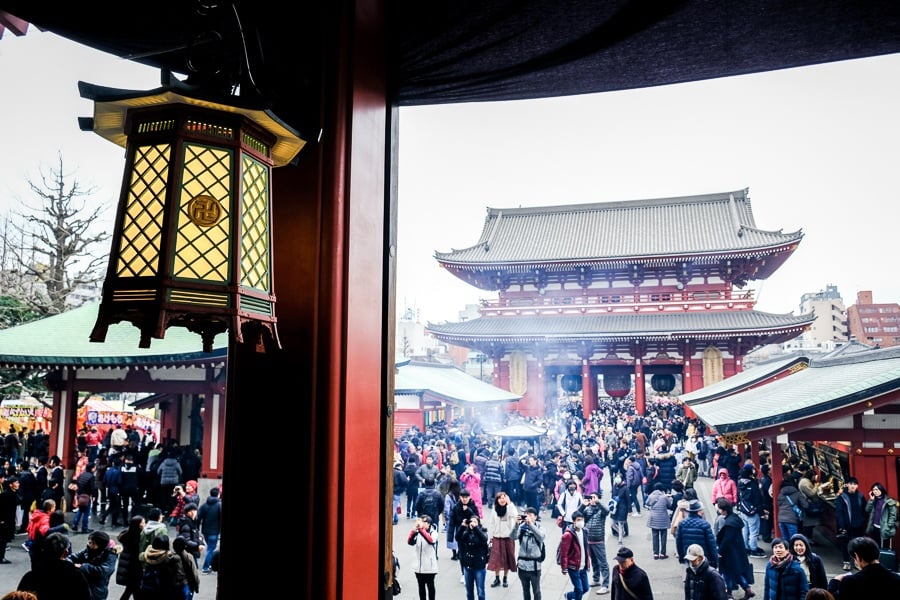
[457,514,490,600]
[407,515,439,600]
[582,491,611,593]
[511,507,546,600]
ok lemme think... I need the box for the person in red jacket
[559,510,592,600]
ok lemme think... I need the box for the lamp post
[477,353,489,382]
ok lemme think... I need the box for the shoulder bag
[618,571,640,600]
[786,494,804,520]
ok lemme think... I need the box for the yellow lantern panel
[115,143,170,278]
[240,153,270,293]
[172,143,231,283]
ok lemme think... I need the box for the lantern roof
[77,77,306,167]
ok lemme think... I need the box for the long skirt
[486,536,517,572]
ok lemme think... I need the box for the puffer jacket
[645,489,672,530]
[407,523,439,574]
[675,516,718,568]
[582,502,609,542]
[763,554,809,600]
[711,469,738,505]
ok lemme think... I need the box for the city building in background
[846,290,900,348]
[781,284,848,353]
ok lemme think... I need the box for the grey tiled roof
[426,310,814,340]
[435,189,802,264]
[685,345,900,434]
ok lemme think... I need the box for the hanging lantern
[650,373,676,395]
[603,372,632,398]
[560,373,582,394]
[79,80,305,352]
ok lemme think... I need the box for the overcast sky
[3,31,900,325]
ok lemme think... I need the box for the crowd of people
[393,395,900,600]
[0,423,222,600]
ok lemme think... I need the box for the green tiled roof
[686,345,900,434]
[435,189,802,265]
[0,302,227,367]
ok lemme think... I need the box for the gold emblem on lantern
[187,195,222,227]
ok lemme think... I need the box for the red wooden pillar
[222,4,390,599]
[769,437,784,536]
[634,360,646,415]
[582,359,596,418]
[682,358,694,394]
[45,368,78,468]
[201,386,225,479]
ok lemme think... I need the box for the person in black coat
[788,533,827,590]
[18,532,93,600]
[17,465,37,534]
[116,515,146,600]
[684,543,729,600]
[715,497,755,599]
[0,476,21,563]
[833,477,868,571]
[457,514,490,600]
[828,535,900,598]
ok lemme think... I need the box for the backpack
[140,562,165,593]
[539,539,546,562]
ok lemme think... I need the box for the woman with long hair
[864,481,898,549]
[486,491,518,588]
[115,515,146,600]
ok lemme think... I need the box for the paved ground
[0,511,218,599]
[393,476,846,600]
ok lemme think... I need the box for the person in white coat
[407,514,439,600]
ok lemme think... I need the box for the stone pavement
[393,476,847,600]
[0,510,218,599]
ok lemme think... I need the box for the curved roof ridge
[484,188,750,217]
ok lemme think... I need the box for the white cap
[685,544,705,561]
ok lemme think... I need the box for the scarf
[769,553,793,571]
[495,503,508,517]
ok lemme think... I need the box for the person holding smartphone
[864,482,898,549]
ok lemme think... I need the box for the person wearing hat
[676,499,719,569]
[0,474,20,564]
[683,544,729,600]
[610,547,653,600]
[69,530,120,600]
